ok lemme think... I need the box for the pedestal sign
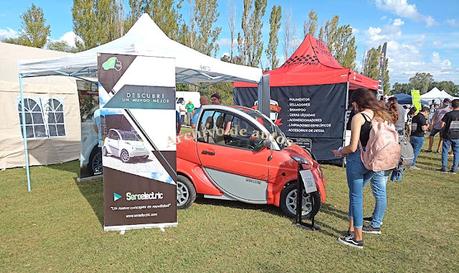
[98,53,177,231]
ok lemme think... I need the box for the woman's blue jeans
[410,136,424,166]
[345,151,374,229]
[364,171,388,228]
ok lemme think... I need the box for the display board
[234,83,347,161]
[98,53,177,231]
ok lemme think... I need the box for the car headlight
[290,155,309,164]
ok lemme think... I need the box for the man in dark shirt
[410,106,430,169]
[440,99,459,174]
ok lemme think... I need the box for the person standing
[191,96,209,128]
[185,100,195,126]
[210,93,222,105]
[410,106,430,170]
[332,89,393,249]
[428,98,452,152]
[387,97,406,135]
[440,99,459,174]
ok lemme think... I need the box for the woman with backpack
[332,89,399,249]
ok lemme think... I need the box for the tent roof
[234,35,378,90]
[421,87,453,100]
[0,42,76,94]
[18,14,262,84]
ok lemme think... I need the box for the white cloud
[374,0,437,27]
[55,31,81,48]
[363,20,459,83]
[0,27,18,40]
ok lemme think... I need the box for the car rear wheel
[88,147,102,176]
[177,175,196,209]
[120,149,130,163]
[280,183,320,219]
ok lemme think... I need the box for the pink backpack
[361,117,401,171]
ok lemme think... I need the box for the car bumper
[129,149,149,157]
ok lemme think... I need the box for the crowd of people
[332,89,459,249]
[176,93,221,134]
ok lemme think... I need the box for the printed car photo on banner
[98,53,177,232]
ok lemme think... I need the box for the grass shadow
[320,203,349,221]
[75,178,104,227]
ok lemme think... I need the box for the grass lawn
[1,141,458,273]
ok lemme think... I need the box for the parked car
[103,129,149,163]
[80,107,102,176]
[176,105,326,218]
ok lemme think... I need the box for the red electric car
[176,105,326,218]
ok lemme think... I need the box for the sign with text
[98,53,177,231]
[234,83,347,161]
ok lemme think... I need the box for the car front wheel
[177,175,196,209]
[280,183,321,219]
[120,149,130,163]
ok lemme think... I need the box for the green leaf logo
[102,57,122,71]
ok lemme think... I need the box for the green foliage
[303,10,317,37]
[266,5,282,70]
[190,0,221,56]
[72,0,124,51]
[318,15,356,69]
[47,40,78,53]
[429,80,457,95]
[363,44,390,94]
[392,82,413,94]
[409,72,434,94]
[3,4,51,48]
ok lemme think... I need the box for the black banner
[234,83,347,161]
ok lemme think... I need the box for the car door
[196,109,271,204]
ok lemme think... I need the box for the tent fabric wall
[0,42,80,169]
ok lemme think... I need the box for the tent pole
[342,82,350,167]
[19,74,32,192]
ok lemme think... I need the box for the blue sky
[1,0,458,84]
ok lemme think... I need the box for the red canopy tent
[233,35,378,161]
[234,34,377,90]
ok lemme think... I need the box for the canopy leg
[19,75,31,192]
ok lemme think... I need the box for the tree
[72,0,124,51]
[429,81,457,95]
[228,2,236,60]
[282,10,297,61]
[266,5,281,70]
[47,41,78,52]
[362,44,390,94]
[147,0,184,41]
[247,0,267,66]
[392,82,413,94]
[3,4,51,48]
[237,0,251,65]
[303,10,317,37]
[409,72,433,94]
[191,0,221,56]
[318,15,356,69]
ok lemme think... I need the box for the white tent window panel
[45,98,66,137]
[17,98,47,139]
[17,97,66,139]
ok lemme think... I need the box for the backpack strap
[361,112,372,122]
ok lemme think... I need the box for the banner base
[104,222,177,232]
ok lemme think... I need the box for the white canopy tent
[421,87,454,102]
[17,14,264,192]
[18,14,262,84]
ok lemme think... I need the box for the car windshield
[120,131,140,141]
[234,107,288,148]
